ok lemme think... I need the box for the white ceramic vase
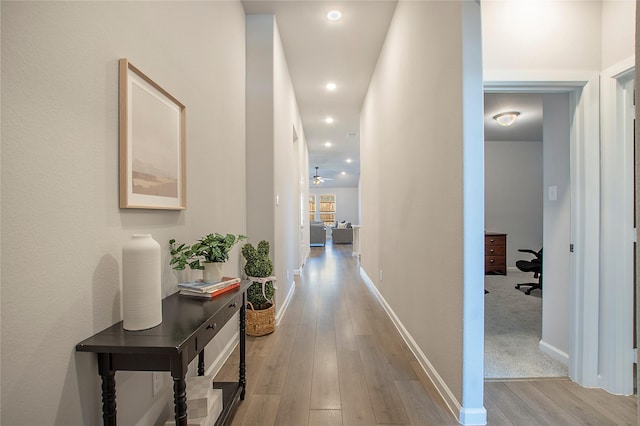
[122,234,162,331]
[203,262,224,282]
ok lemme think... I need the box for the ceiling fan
[311,166,333,185]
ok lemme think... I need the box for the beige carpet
[484,270,568,379]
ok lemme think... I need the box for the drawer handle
[207,323,217,330]
[489,249,494,253]
[228,302,237,309]
[489,259,494,263]
[489,239,494,243]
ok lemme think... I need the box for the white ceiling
[241,2,544,187]
[242,1,397,188]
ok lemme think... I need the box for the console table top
[76,280,251,355]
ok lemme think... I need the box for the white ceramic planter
[203,262,223,282]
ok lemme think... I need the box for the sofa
[310,222,326,246]
[331,222,353,244]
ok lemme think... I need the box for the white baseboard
[276,280,295,325]
[359,267,462,423]
[459,407,488,425]
[539,339,569,365]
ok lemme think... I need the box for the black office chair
[515,248,542,295]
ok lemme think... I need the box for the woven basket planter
[246,301,275,336]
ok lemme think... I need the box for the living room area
[309,187,360,247]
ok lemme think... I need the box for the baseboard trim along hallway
[359,266,463,423]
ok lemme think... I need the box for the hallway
[215,242,637,425]
[217,242,458,425]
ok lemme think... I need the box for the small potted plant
[169,239,199,283]
[241,240,276,336]
[191,233,246,282]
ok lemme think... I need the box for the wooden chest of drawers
[485,232,507,275]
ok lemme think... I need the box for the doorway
[483,92,570,379]
[485,64,636,395]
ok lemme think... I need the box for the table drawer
[189,294,242,359]
[485,235,506,246]
[485,245,505,256]
[485,255,505,267]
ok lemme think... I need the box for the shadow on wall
[58,254,121,424]
[93,254,122,327]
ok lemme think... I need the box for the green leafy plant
[169,239,199,271]
[242,240,275,310]
[191,233,246,265]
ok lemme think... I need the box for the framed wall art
[119,58,186,209]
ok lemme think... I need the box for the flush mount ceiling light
[493,111,520,127]
[325,82,337,91]
[324,141,332,147]
[327,10,342,21]
[325,116,334,124]
[346,158,352,163]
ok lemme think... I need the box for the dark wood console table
[76,281,250,426]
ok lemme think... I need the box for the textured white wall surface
[601,0,635,69]
[482,0,602,75]
[541,94,571,358]
[246,15,307,317]
[272,19,307,312]
[1,2,246,424]
[485,140,543,267]
[483,0,634,78]
[361,0,480,407]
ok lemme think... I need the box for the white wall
[541,93,572,360]
[1,2,246,424]
[309,187,359,226]
[273,19,307,303]
[482,1,602,78]
[485,141,543,267]
[246,15,306,318]
[601,0,635,69]
[361,2,484,420]
[246,15,275,246]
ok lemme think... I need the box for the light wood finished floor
[215,243,637,425]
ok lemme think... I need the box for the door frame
[484,72,601,389]
[486,59,636,395]
[600,57,635,394]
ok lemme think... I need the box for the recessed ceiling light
[346,158,352,163]
[341,171,346,175]
[325,117,334,124]
[325,142,332,147]
[327,10,342,21]
[325,82,337,91]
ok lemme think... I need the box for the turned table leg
[172,376,188,426]
[98,354,116,426]
[240,295,247,400]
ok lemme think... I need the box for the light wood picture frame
[119,58,186,209]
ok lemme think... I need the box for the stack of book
[178,276,240,299]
